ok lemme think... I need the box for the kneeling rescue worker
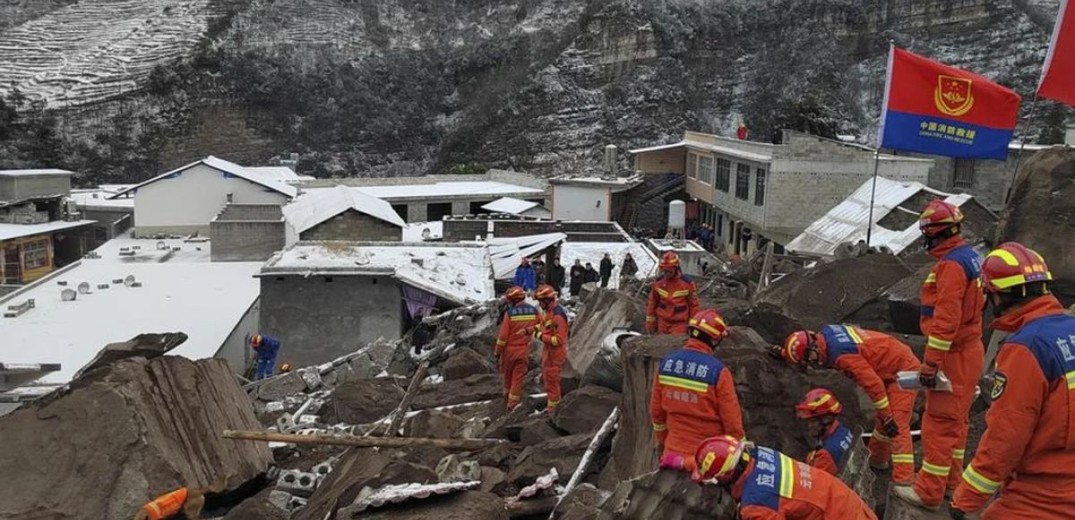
[779,325,917,483]
[535,284,569,413]
[950,243,1075,520]
[494,286,540,410]
[693,435,878,520]
[646,251,699,335]
[796,388,856,477]
[651,309,744,471]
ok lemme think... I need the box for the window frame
[715,158,731,192]
[21,239,49,270]
[754,167,767,206]
[698,155,715,185]
[953,159,975,189]
[735,163,751,200]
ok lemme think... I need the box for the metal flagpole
[1004,92,1041,205]
[866,150,882,247]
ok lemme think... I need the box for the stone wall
[300,210,403,241]
[216,203,283,221]
[210,220,285,262]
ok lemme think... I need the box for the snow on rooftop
[348,181,544,201]
[402,221,444,241]
[785,177,975,256]
[70,187,136,209]
[647,239,707,252]
[0,169,74,177]
[109,156,298,199]
[0,220,95,241]
[0,238,259,384]
[560,241,658,297]
[261,242,496,304]
[284,186,405,234]
[245,166,302,183]
[481,197,541,215]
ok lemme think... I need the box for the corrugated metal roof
[785,177,973,256]
[283,185,405,233]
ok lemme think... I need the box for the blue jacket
[514,265,537,291]
[255,335,280,360]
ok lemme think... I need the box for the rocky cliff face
[0,0,1065,182]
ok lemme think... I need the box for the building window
[715,159,731,192]
[698,156,715,185]
[953,159,975,189]
[754,168,766,206]
[22,239,49,270]
[735,164,751,200]
[687,154,698,179]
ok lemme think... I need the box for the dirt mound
[998,146,1075,303]
[0,356,271,520]
[608,327,871,482]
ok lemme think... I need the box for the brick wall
[216,204,283,221]
[916,154,1014,212]
[634,148,686,174]
[300,210,403,241]
[210,220,286,261]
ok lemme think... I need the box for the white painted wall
[552,185,610,221]
[133,164,289,235]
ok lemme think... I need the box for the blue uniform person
[249,334,280,380]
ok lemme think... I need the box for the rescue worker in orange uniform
[692,435,878,520]
[535,284,569,413]
[651,309,744,471]
[949,243,1075,520]
[646,252,699,335]
[494,286,541,410]
[796,388,856,477]
[779,325,918,483]
[894,200,986,510]
[134,487,205,520]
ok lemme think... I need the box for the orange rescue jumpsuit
[805,420,855,477]
[914,236,985,504]
[495,301,541,409]
[651,338,744,468]
[141,488,188,520]
[646,272,699,334]
[732,446,878,520]
[538,301,569,410]
[952,295,1075,519]
[815,324,919,483]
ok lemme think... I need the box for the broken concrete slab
[256,372,309,402]
[507,433,593,488]
[404,409,468,439]
[329,377,406,424]
[73,332,188,379]
[479,466,508,494]
[347,490,508,520]
[505,415,562,447]
[838,429,877,510]
[608,327,871,483]
[443,347,497,380]
[568,289,647,390]
[222,488,289,520]
[412,373,504,410]
[295,450,438,520]
[436,454,482,483]
[554,483,610,520]
[0,356,272,520]
[596,469,734,519]
[553,384,621,435]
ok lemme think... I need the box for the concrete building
[786,177,997,257]
[258,242,495,366]
[108,156,299,237]
[209,204,286,262]
[69,185,135,240]
[548,175,643,222]
[480,197,551,219]
[283,186,406,243]
[441,215,635,242]
[1,170,95,286]
[630,130,934,255]
[913,143,1060,212]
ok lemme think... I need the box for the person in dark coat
[569,259,585,296]
[621,253,638,278]
[599,253,614,288]
[583,263,600,285]
[549,258,566,292]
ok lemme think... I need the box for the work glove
[880,415,899,438]
[949,507,966,520]
[919,361,939,389]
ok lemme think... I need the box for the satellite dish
[421,228,431,239]
[77,282,91,294]
[354,252,370,266]
[123,275,136,287]
[61,289,77,302]
[455,273,466,285]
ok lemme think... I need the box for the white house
[549,175,643,222]
[109,156,299,236]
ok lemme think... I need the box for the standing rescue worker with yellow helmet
[646,252,699,335]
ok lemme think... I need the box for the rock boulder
[553,384,621,435]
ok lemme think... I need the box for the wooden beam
[386,361,429,437]
[222,430,507,451]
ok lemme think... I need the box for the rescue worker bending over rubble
[646,251,700,335]
[894,200,985,510]
[950,243,1075,520]
[651,309,744,471]
[535,284,568,413]
[778,325,918,483]
[248,333,281,381]
[693,435,878,520]
[796,388,856,477]
[494,286,541,410]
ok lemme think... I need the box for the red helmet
[981,242,1052,294]
[795,388,843,419]
[918,200,964,237]
[694,435,748,483]
[688,309,729,347]
[535,284,558,301]
[659,252,681,272]
[251,334,263,348]
[505,286,526,303]
[781,330,816,365]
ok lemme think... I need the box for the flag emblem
[935,76,974,116]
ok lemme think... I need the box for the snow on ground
[0,237,259,383]
[560,241,658,297]
[402,221,444,241]
[350,181,544,201]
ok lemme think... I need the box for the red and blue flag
[878,46,1021,160]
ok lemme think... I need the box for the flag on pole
[1038,0,1075,106]
[878,46,1021,160]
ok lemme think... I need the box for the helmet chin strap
[923,224,960,250]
